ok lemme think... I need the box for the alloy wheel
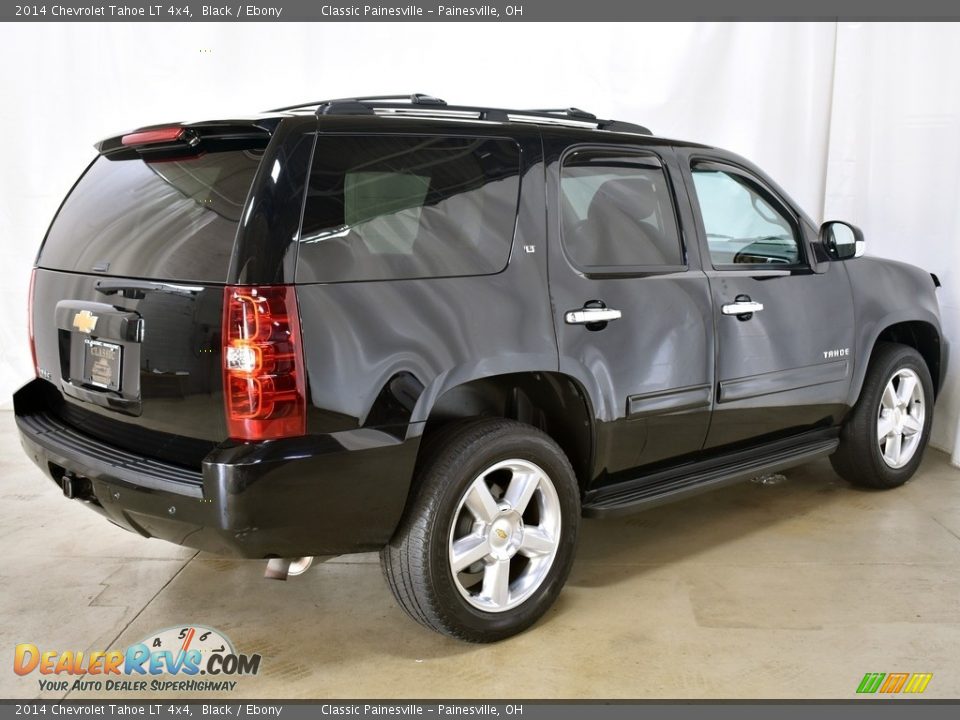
[447,459,562,612]
[877,368,925,469]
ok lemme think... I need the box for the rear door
[678,152,854,448]
[547,143,715,479]
[30,128,278,465]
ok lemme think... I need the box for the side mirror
[821,220,865,260]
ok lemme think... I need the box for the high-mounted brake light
[222,286,307,441]
[121,127,186,146]
[27,268,37,378]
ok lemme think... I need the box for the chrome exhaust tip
[288,556,315,576]
[263,556,316,580]
[264,558,291,580]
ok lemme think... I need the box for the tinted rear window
[296,135,521,283]
[560,149,683,269]
[39,150,263,282]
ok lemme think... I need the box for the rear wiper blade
[95,279,204,299]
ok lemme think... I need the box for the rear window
[39,150,263,282]
[296,135,521,283]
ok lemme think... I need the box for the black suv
[15,94,947,642]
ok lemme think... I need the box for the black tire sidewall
[422,426,580,640]
[854,345,934,487]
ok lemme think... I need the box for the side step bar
[582,430,839,518]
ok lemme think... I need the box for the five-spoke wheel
[876,368,925,469]
[381,419,579,642]
[832,342,933,489]
[448,459,561,612]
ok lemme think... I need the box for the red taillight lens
[121,127,185,146]
[27,268,38,378]
[222,285,307,441]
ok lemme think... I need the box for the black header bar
[4,0,960,22]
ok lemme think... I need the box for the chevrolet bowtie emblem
[495,529,508,540]
[72,310,98,334]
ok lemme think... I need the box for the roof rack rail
[266,94,652,135]
[524,107,598,121]
[269,93,447,113]
[596,119,653,134]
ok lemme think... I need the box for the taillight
[222,286,307,441]
[121,127,186,146]
[27,268,37,378]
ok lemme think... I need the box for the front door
[548,144,715,479]
[680,154,855,448]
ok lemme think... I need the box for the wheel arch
[411,371,596,493]
[852,316,943,404]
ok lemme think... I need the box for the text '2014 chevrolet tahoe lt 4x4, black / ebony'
[15,94,947,641]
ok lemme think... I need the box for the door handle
[565,307,623,325]
[721,300,764,316]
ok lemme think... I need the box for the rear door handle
[565,307,623,324]
[721,301,764,315]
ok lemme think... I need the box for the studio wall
[1,21,956,461]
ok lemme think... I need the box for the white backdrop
[1,22,957,463]
[824,23,960,462]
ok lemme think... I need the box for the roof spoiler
[95,117,281,157]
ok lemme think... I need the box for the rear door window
[296,135,522,283]
[560,148,684,271]
[39,150,264,283]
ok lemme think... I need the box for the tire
[380,418,580,642]
[830,342,934,489]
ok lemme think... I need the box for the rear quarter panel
[294,131,558,437]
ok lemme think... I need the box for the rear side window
[296,135,521,283]
[560,148,683,270]
[39,150,263,282]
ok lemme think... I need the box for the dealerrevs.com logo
[14,625,261,693]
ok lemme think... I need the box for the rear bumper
[14,379,420,558]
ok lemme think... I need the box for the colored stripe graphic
[856,672,933,694]
[880,673,909,693]
[857,673,886,694]
[903,673,933,694]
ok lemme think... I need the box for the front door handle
[721,300,764,316]
[565,307,623,325]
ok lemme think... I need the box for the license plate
[83,339,122,391]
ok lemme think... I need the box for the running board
[582,430,839,518]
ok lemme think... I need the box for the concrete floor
[2,410,959,700]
